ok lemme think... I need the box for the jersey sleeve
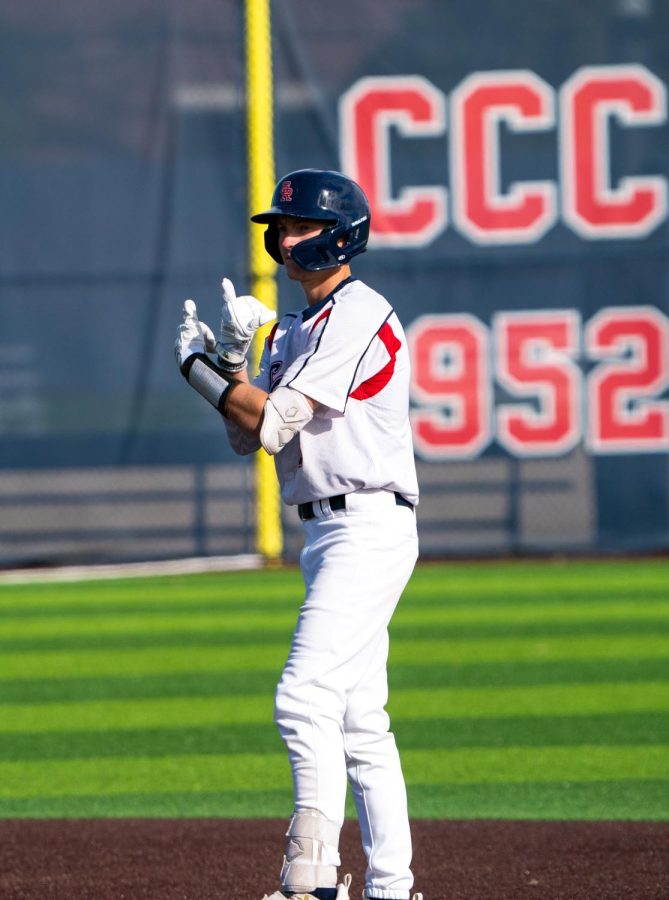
[252,325,276,392]
[285,297,392,413]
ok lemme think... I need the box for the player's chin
[284,258,302,279]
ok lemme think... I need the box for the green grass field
[0,559,667,820]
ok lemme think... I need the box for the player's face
[276,216,327,278]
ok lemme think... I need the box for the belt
[298,491,413,521]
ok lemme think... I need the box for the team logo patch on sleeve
[270,361,283,391]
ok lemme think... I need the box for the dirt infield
[1,819,668,900]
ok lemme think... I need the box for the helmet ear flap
[263,223,283,265]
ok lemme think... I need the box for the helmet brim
[250,206,338,225]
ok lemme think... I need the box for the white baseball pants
[274,489,419,900]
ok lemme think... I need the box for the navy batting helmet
[250,169,371,272]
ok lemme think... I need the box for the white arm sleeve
[224,418,261,456]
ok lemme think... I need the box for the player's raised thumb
[221,278,237,305]
[183,298,198,321]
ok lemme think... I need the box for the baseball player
[175,169,422,900]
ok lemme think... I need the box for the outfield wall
[1,0,668,565]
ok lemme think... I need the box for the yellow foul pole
[245,0,282,559]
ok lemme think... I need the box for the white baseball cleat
[263,873,353,900]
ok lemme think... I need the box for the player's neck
[301,265,352,307]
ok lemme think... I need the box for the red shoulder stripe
[266,321,280,351]
[309,307,332,335]
[349,321,402,401]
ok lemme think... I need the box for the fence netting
[1,0,668,565]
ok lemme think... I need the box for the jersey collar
[301,276,357,322]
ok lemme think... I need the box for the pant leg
[273,514,354,826]
[344,629,413,899]
[274,493,418,896]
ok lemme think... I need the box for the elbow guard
[260,386,313,455]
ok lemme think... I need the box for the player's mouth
[283,254,300,276]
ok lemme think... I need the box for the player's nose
[279,232,296,257]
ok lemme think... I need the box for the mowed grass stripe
[2,598,667,641]
[0,573,304,611]
[0,643,287,680]
[389,681,669,719]
[402,745,669,784]
[388,657,669,690]
[1,681,666,733]
[4,712,668,761]
[0,745,666,799]
[404,779,669,821]
[3,582,669,620]
[406,560,669,596]
[1,780,666,820]
[2,657,666,705]
[0,789,296,820]
[1,634,667,682]
[1,559,667,611]
[3,619,666,654]
[1,779,667,820]
[0,609,299,641]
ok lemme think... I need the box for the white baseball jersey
[254,276,419,507]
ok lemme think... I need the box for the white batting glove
[215,277,276,371]
[174,299,216,372]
